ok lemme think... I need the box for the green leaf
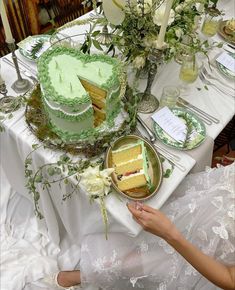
[163,169,172,178]
[92,39,103,51]
[8,113,13,119]
[92,30,101,37]
[47,167,55,176]
[35,174,43,183]
[32,143,39,150]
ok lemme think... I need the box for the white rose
[80,166,114,197]
[143,35,157,47]
[175,27,183,39]
[137,0,152,14]
[175,4,183,13]
[132,55,146,69]
[153,4,175,26]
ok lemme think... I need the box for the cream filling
[120,169,145,181]
[112,142,142,153]
[115,154,143,167]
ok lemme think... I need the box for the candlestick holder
[137,50,163,114]
[0,81,20,113]
[7,41,32,93]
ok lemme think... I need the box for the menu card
[216,52,235,73]
[152,107,187,143]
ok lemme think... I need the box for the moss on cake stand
[25,84,138,157]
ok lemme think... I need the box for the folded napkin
[151,106,187,144]
[216,52,235,73]
[18,36,50,58]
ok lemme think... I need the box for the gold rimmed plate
[217,20,235,46]
[105,135,163,201]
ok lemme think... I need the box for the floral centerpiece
[102,0,204,68]
[80,0,219,112]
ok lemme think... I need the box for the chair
[214,115,235,153]
[0,0,31,56]
[48,0,90,27]
[3,0,31,42]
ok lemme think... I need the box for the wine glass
[179,54,199,94]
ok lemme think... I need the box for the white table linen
[0,0,234,243]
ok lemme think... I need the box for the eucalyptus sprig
[25,142,103,218]
[30,40,44,58]
[0,94,27,133]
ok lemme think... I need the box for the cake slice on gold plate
[111,141,153,197]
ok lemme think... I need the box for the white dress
[80,163,235,290]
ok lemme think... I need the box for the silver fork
[199,72,234,98]
[201,66,234,91]
[17,58,37,76]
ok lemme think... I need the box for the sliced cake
[37,46,126,141]
[111,141,152,192]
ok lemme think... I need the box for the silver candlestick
[7,41,32,93]
[137,50,163,114]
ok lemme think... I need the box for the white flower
[132,55,146,69]
[137,0,152,14]
[175,4,183,13]
[80,166,114,197]
[153,3,175,26]
[175,27,183,39]
[143,35,157,48]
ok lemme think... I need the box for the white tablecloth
[0,0,234,244]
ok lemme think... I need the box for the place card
[152,107,187,143]
[216,52,235,73]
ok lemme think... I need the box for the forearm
[166,229,235,290]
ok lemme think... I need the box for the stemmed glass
[179,54,199,94]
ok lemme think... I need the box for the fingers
[127,202,157,215]
[127,202,143,219]
[141,204,158,214]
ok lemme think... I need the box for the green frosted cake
[37,46,126,142]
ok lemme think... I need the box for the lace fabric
[80,163,235,289]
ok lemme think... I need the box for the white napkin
[151,107,187,143]
[216,52,235,73]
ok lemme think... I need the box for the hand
[127,202,179,242]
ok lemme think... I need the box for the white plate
[18,35,52,61]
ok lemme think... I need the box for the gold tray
[218,20,235,46]
[105,135,163,201]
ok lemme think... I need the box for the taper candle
[157,0,174,48]
[0,1,14,43]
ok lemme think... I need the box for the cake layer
[112,141,152,192]
[115,158,143,175]
[112,143,142,164]
[117,172,147,191]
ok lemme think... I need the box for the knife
[176,101,213,125]
[178,97,220,124]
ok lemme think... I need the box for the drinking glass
[201,6,222,37]
[179,54,199,93]
[160,85,180,108]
